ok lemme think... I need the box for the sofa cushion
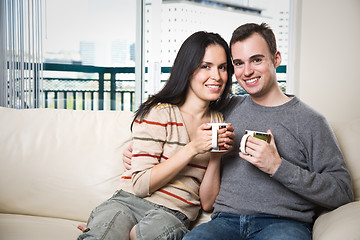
[330,119,360,201]
[0,107,132,222]
[313,201,360,240]
[0,213,83,240]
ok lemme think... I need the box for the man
[124,23,353,239]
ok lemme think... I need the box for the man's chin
[242,87,260,96]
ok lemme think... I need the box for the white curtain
[0,0,44,108]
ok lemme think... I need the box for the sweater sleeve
[130,105,169,197]
[271,115,354,210]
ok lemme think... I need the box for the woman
[78,31,234,240]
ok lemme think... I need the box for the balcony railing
[42,63,286,111]
[43,63,136,111]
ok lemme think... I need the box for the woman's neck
[180,94,210,118]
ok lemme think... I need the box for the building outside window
[18,0,290,111]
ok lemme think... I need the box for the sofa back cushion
[0,107,132,222]
[330,119,360,201]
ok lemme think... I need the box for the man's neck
[251,88,292,107]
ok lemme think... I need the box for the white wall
[294,0,360,124]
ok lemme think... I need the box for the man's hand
[239,129,281,175]
[122,142,133,170]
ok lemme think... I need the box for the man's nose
[244,63,254,76]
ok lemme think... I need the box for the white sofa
[0,107,359,240]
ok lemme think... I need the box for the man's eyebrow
[232,54,265,63]
[249,54,265,60]
[232,59,243,63]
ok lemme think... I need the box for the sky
[44,0,136,52]
[43,0,289,54]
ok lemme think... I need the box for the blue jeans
[183,212,312,240]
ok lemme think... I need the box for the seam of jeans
[153,222,186,240]
[120,190,190,227]
[99,210,123,240]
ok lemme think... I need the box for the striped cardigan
[119,103,224,221]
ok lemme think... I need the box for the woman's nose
[211,70,220,80]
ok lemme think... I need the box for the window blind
[0,0,43,108]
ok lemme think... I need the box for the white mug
[208,123,229,152]
[240,130,271,155]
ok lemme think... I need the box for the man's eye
[253,58,262,63]
[233,61,243,66]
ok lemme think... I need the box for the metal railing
[42,63,287,111]
[43,63,136,111]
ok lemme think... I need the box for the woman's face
[187,44,228,105]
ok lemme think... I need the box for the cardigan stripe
[131,154,207,170]
[173,181,198,196]
[132,153,160,160]
[135,119,184,127]
[188,163,207,170]
[133,137,165,143]
[133,137,186,146]
[158,189,200,207]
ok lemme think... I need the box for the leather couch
[0,107,359,239]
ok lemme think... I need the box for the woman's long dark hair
[131,31,234,130]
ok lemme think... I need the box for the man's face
[231,33,281,99]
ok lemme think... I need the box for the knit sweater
[119,103,224,221]
[214,94,353,223]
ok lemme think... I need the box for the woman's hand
[218,123,235,152]
[122,142,133,170]
[188,123,235,155]
[187,123,213,155]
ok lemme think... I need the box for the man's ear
[273,51,282,68]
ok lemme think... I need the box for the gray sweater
[214,95,353,223]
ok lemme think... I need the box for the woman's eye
[219,65,227,71]
[201,64,210,69]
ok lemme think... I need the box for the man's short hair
[230,23,277,59]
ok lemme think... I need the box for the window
[144,0,291,97]
[4,0,293,110]
[43,0,137,111]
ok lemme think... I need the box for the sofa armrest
[313,201,360,240]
